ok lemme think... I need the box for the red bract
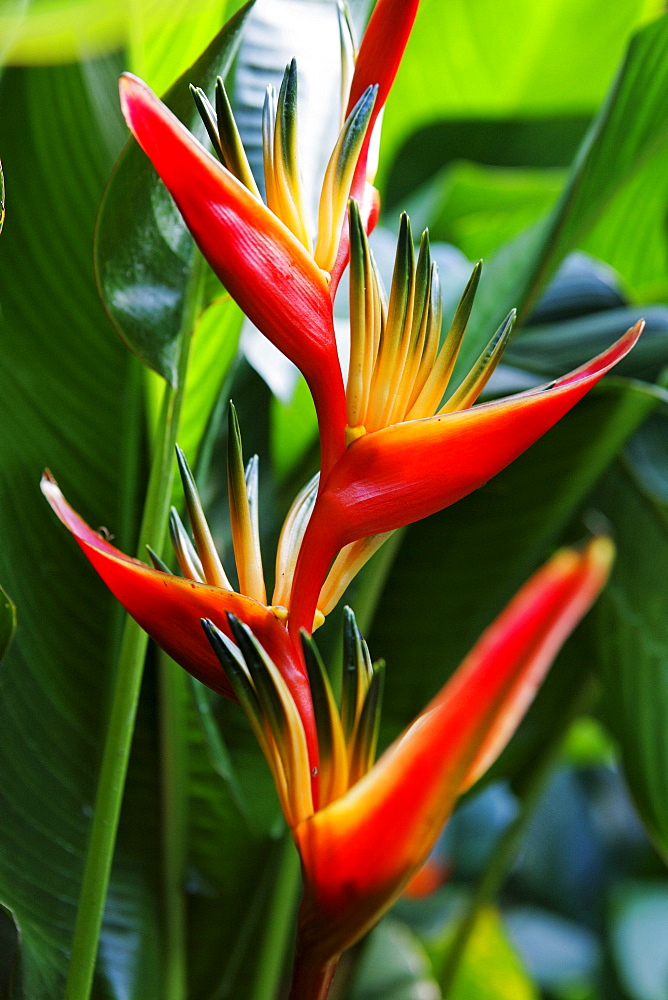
[291,538,614,984]
[119,73,346,475]
[288,322,642,635]
[40,471,318,764]
[329,0,421,286]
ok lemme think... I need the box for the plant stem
[248,833,302,1000]
[438,673,598,997]
[288,949,337,1000]
[159,654,190,1000]
[64,268,199,1000]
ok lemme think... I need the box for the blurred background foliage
[0,0,667,998]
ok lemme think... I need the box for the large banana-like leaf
[0,58,145,999]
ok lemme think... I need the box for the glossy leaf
[456,13,668,374]
[593,463,668,858]
[0,60,146,999]
[379,0,661,189]
[368,382,657,741]
[95,1,254,384]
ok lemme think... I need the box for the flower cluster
[43,1,640,995]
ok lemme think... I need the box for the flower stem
[288,950,337,1000]
[63,264,200,1000]
[438,673,598,997]
[248,833,302,1000]
[159,653,190,1000]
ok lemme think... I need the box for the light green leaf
[0,0,243,68]
[379,0,662,190]
[457,13,668,372]
[0,59,149,999]
[145,294,244,469]
[270,374,318,481]
[581,153,668,301]
[404,162,564,261]
[429,907,537,1000]
[127,0,242,96]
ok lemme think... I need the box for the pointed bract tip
[583,534,615,575]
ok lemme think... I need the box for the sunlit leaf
[128,0,243,96]
[0,0,242,68]
[0,59,147,999]
[429,907,538,1000]
[458,13,668,373]
[379,0,661,189]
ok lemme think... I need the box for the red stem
[287,951,337,1000]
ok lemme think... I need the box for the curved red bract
[287,323,641,635]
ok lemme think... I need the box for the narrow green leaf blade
[0,585,16,661]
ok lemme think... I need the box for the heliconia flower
[40,409,322,780]
[285,205,642,633]
[204,538,614,998]
[119,0,418,478]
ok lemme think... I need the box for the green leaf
[369,382,657,746]
[270,374,318,481]
[0,585,16,661]
[379,0,662,191]
[403,161,564,261]
[593,462,668,858]
[128,0,245,97]
[95,1,254,385]
[506,306,668,386]
[429,907,538,1000]
[145,294,244,470]
[458,13,668,373]
[0,59,145,999]
[0,0,243,68]
[581,152,668,301]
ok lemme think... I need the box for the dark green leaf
[369,382,657,750]
[593,463,668,858]
[95,1,254,384]
[0,60,147,999]
[0,585,16,661]
[507,306,668,385]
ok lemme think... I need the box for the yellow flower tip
[313,609,326,631]
[271,605,289,622]
[584,534,616,577]
[345,424,367,446]
[551,535,615,587]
